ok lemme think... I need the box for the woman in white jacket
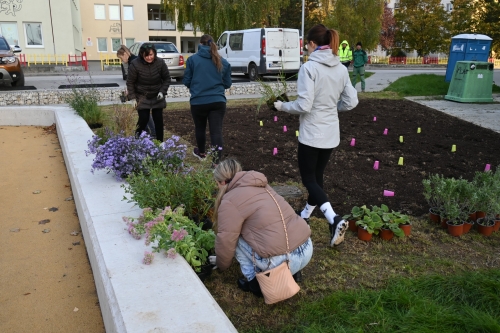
[274,24,359,247]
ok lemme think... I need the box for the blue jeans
[235,237,313,281]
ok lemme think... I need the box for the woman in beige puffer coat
[209,159,313,297]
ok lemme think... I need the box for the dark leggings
[136,108,164,142]
[190,102,226,163]
[297,142,334,207]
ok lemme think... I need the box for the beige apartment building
[80,1,200,61]
[0,0,82,55]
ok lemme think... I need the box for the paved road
[18,67,500,92]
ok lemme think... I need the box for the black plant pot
[196,264,214,282]
[190,214,213,231]
[266,93,290,111]
[88,122,103,129]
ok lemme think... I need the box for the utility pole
[301,0,305,38]
[48,0,56,54]
[119,0,124,44]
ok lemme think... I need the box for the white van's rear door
[265,29,300,71]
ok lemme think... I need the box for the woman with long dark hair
[274,24,359,247]
[126,43,170,142]
[183,34,232,164]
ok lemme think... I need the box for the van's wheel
[248,64,259,81]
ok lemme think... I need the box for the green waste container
[445,61,494,102]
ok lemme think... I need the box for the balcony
[148,20,175,30]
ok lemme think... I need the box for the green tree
[395,0,450,56]
[474,0,500,54]
[449,0,477,36]
[279,0,326,35]
[162,0,290,39]
[326,0,384,51]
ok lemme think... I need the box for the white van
[216,28,302,81]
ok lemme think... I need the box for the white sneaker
[329,215,348,247]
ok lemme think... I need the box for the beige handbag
[252,189,300,305]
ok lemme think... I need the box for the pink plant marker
[283,125,287,132]
[373,161,379,170]
[373,116,377,121]
[273,147,278,155]
[383,190,395,197]
[350,138,356,146]
[383,128,388,135]
[485,164,491,171]
[274,116,278,122]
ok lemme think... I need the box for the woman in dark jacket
[126,43,170,142]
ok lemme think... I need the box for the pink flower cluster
[171,229,188,242]
[166,248,177,259]
[143,251,154,265]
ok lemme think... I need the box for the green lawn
[383,74,500,97]
[249,269,500,333]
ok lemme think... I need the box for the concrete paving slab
[406,95,500,134]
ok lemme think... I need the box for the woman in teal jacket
[182,34,232,164]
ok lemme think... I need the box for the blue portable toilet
[445,34,492,82]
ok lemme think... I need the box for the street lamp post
[301,0,305,38]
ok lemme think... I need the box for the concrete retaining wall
[0,106,238,333]
[0,82,298,105]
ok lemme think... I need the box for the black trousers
[190,102,226,163]
[297,142,334,207]
[136,108,163,142]
[342,62,351,68]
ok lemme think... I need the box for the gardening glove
[157,92,164,100]
[129,99,137,108]
[208,255,217,266]
[274,100,283,111]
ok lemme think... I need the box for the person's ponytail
[329,29,339,56]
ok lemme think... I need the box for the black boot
[293,270,303,283]
[248,278,263,297]
[237,278,263,297]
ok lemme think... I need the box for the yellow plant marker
[296,130,299,137]
[399,136,404,143]
[451,144,456,152]
[417,127,421,133]
[259,120,263,126]
[398,157,404,165]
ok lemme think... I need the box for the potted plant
[473,171,497,236]
[355,212,383,242]
[442,200,464,237]
[343,205,370,232]
[379,210,406,240]
[422,174,446,223]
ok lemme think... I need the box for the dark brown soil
[164,99,500,218]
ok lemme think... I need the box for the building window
[94,4,106,20]
[125,38,134,48]
[123,6,134,20]
[446,3,453,11]
[147,4,175,30]
[109,5,120,20]
[0,22,19,46]
[111,38,121,52]
[24,22,43,48]
[97,37,107,52]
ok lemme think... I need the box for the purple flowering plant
[85,132,188,180]
[124,206,215,271]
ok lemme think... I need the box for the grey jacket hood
[308,49,341,68]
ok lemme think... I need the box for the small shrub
[65,74,105,127]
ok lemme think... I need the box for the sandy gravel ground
[0,125,104,333]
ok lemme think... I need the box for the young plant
[256,71,290,114]
[422,174,447,214]
[125,206,215,272]
[356,212,383,235]
[343,205,370,221]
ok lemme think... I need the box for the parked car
[128,41,184,81]
[217,28,302,81]
[0,35,24,87]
